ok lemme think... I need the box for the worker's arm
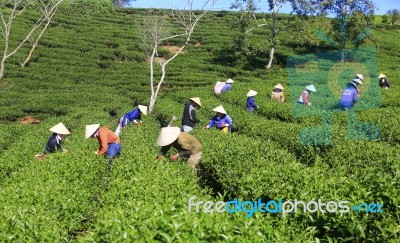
[97,131,108,155]
[190,109,200,124]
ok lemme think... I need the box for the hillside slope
[0,7,399,242]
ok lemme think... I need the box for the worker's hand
[220,123,226,128]
[62,149,68,153]
[94,151,98,155]
[256,106,259,109]
[203,125,208,129]
[157,155,164,160]
[171,153,179,161]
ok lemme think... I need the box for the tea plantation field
[0,6,399,242]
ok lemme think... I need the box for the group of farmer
[296,73,390,110]
[36,73,392,170]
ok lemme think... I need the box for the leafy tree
[389,9,399,25]
[310,0,375,61]
[381,14,388,24]
[113,0,135,7]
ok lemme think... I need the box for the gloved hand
[171,153,179,161]
[94,151,98,155]
[256,106,259,109]
[157,155,164,160]
[62,149,68,153]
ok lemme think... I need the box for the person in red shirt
[86,124,121,159]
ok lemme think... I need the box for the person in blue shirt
[246,90,259,112]
[220,78,235,93]
[205,105,233,133]
[115,105,147,136]
[339,77,363,111]
[35,122,70,160]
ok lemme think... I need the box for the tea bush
[0,5,399,242]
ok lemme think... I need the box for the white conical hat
[189,97,202,107]
[305,84,316,92]
[352,78,363,85]
[274,83,284,90]
[378,73,386,79]
[226,78,234,84]
[156,127,181,146]
[247,90,258,97]
[85,124,100,139]
[138,105,148,115]
[212,105,227,115]
[355,74,364,81]
[49,122,70,135]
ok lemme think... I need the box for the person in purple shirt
[221,78,235,93]
[205,105,233,133]
[339,78,363,110]
[115,105,147,136]
[246,90,259,112]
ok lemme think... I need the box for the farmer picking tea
[205,105,233,133]
[86,124,121,159]
[298,84,316,106]
[271,83,285,102]
[378,73,390,90]
[213,78,234,95]
[181,97,201,133]
[35,122,70,160]
[246,90,259,112]
[115,105,147,136]
[156,126,202,170]
[339,77,363,111]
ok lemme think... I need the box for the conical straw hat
[355,74,364,81]
[226,78,234,84]
[378,73,386,79]
[274,83,284,90]
[156,127,181,146]
[138,105,148,115]
[352,78,362,85]
[49,122,70,135]
[189,97,202,107]
[305,84,316,92]
[212,105,227,115]
[85,124,100,139]
[247,90,258,97]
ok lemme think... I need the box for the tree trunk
[266,0,277,69]
[266,47,274,69]
[0,58,6,80]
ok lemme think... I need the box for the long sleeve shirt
[97,126,120,155]
[298,90,311,105]
[339,85,358,108]
[124,108,141,122]
[44,134,62,154]
[182,103,200,128]
[221,84,232,93]
[159,132,202,158]
[208,114,233,132]
[246,97,257,109]
[271,89,284,102]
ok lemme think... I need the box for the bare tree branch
[140,0,216,113]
